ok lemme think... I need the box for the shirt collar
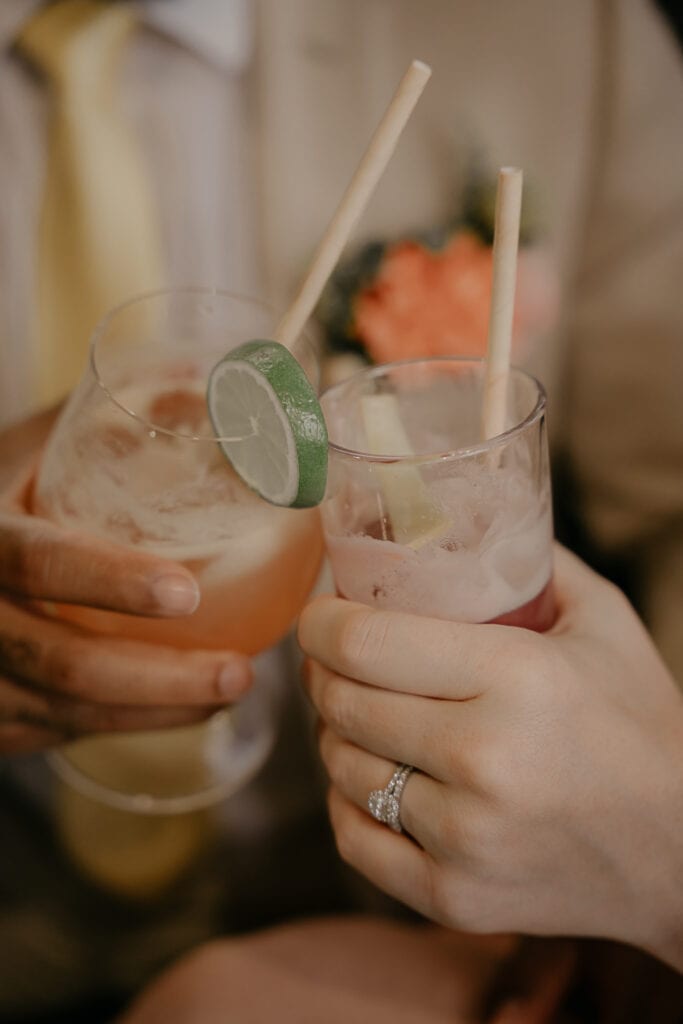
[2,0,253,74]
[142,0,253,74]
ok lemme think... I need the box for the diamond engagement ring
[368,763,414,833]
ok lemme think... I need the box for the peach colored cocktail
[36,380,322,655]
[32,289,323,895]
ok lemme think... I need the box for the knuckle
[316,676,357,735]
[0,522,30,590]
[475,743,511,798]
[457,804,507,869]
[57,698,104,735]
[429,791,506,873]
[336,608,391,675]
[0,630,41,677]
[431,800,463,855]
[207,667,229,704]
[0,676,53,730]
[323,739,354,795]
[425,864,479,932]
[439,723,467,782]
[44,639,88,698]
[2,524,53,595]
[467,739,517,803]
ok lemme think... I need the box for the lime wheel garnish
[207,340,328,508]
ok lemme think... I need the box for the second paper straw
[481,167,524,441]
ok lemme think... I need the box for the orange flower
[353,231,557,365]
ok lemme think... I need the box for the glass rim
[321,355,547,464]
[47,726,276,815]
[88,285,317,444]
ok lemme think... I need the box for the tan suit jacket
[3,0,680,681]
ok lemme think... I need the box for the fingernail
[151,573,200,614]
[217,661,250,699]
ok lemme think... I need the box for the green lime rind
[207,340,328,508]
[234,340,328,508]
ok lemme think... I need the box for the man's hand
[0,413,251,754]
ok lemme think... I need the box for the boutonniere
[318,175,559,366]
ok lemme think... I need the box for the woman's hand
[0,414,251,754]
[299,546,683,971]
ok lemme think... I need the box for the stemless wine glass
[33,287,324,896]
[320,356,555,631]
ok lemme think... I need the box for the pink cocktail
[320,357,554,633]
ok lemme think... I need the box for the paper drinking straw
[275,59,432,350]
[481,167,524,441]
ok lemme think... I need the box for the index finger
[298,595,530,699]
[0,512,200,617]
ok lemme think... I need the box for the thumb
[0,511,200,617]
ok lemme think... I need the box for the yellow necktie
[17,0,164,406]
